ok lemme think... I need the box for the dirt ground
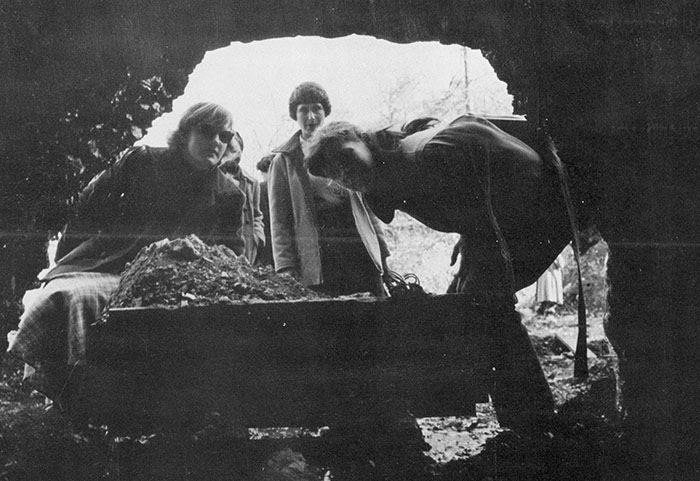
[1,235,624,480]
[0,305,624,481]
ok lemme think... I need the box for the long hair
[167,102,234,154]
[306,120,416,170]
[305,117,441,178]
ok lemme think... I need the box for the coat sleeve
[56,147,139,259]
[358,192,391,260]
[251,178,265,246]
[268,153,298,272]
[77,148,137,228]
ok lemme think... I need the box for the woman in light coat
[268,82,397,296]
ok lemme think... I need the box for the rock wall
[2,0,699,477]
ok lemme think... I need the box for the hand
[383,269,427,297]
[450,236,466,267]
[448,236,470,294]
[382,269,404,291]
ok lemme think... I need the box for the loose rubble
[106,234,326,310]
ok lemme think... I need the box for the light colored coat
[536,250,566,304]
[269,131,389,286]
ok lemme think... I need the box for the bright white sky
[141,34,513,176]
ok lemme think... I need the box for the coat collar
[223,166,257,185]
[148,145,219,181]
[273,130,302,155]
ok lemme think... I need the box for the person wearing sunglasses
[8,102,246,415]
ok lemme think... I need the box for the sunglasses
[196,124,235,144]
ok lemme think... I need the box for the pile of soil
[106,235,326,310]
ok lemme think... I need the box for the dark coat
[369,115,571,292]
[47,145,245,280]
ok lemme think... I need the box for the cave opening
[134,34,519,294]
[140,35,515,178]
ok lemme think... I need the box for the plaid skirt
[7,272,121,402]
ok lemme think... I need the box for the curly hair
[308,120,406,158]
[305,121,409,180]
[167,102,234,153]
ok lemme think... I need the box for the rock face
[107,234,325,309]
[3,2,699,477]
